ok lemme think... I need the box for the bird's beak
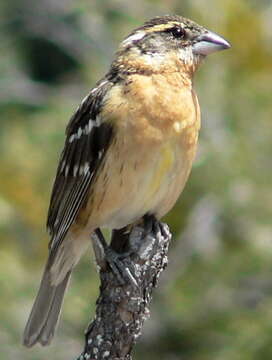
[193,31,231,56]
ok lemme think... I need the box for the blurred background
[1,0,272,359]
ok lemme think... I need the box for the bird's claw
[92,218,168,287]
[104,246,137,286]
[92,229,138,286]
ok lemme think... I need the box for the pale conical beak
[193,31,231,56]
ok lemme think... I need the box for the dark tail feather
[23,265,71,347]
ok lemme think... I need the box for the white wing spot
[90,87,98,94]
[65,165,69,177]
[95,115,101,127]
[88,119,93,133]
[77,127,82,138]
[90,80,107,94]
[73,164,78,177]
[69,134,75,143]
[79,165,84,176]
[81,93,89,105]
[68,116,100,140]
[97,80,107,89]
[61,161,66,172]
[83,162,89,174]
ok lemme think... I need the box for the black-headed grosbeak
[23,15,230,347]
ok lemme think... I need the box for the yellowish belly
[141,143,176,211]
[81,138,195,231]
[146,141,195,219]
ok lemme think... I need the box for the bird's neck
[111,50,199,88]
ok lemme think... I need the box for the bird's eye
[168,26,186,39]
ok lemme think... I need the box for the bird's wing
[47,80,113,253]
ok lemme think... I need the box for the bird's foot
[92,218,169,286]
[128,215,169,260]
[104,246,137,286]
[92,229,136,286]
[143,214,169,239]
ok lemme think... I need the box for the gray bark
[76,222,171,360]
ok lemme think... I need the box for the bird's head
[114,15,230,78]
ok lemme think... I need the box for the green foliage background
[1,0,272,358]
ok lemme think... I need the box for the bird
[23,15,230,347]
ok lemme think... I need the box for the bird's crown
[109,15,230,78]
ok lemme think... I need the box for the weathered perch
[76,221,171,360]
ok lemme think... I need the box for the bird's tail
[23,263,71,347]
[23,232,89,347]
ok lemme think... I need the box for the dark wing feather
[47,80,113,253]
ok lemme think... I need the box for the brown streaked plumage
[23,15,230,347]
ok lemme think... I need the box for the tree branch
[76,222,171,360]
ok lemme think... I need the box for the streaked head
[117,15,230,75]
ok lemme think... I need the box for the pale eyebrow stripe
[122,31,146,46]
[122,21,184,47]
[144,22,181,33]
